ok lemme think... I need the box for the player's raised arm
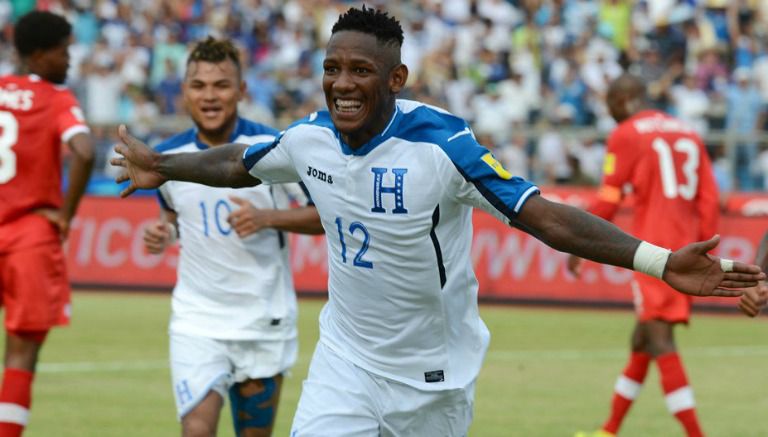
[111,125,260,197]
[514,195,764,297]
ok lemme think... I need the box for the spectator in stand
[725,67,764,190]
[694,46,728,94]
[156,58,183,115]
[669,70,711,136]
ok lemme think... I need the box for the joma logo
[306,165,334,184]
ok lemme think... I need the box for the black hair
[187,36,242,73]
[331,5,403,48]
[13,11,72,57]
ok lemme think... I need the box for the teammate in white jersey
[141,37,322,437]
[113,7,765,436]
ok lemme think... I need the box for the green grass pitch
[19,292,768,436]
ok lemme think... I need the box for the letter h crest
[370,167,408,214]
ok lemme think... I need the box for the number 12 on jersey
[335,217,373,269]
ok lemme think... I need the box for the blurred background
[3,0,768,194]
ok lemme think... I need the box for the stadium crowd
[1,0,768,191]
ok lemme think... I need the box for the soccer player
[0,11,95,436]
[739,231,768,317]
[111,7,764,436]
[141,37,322,437]
[568,74,729,437]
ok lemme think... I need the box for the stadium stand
[1,0,767,192]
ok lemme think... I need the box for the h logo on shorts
[371,167,408,214]
[176,380,194,405]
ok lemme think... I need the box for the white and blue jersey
[243,100,539,391]
[158,118,310,341]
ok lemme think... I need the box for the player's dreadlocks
[332,6,404,48]
[13,11,72,57]
[187,36,242,75]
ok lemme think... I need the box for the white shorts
[170,332,297,418]
[291,342,475,437]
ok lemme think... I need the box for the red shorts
[631,274,691,324]
[0,242,71,331]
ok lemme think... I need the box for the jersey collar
[193,117,243,150]
[338,106,401,156]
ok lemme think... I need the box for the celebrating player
[112,7,764,436]
[0,11,94,436]
[142,37,322,437]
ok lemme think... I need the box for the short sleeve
[440,130,539,224]
[601,127,637,190]
[54,90,90,142]
[242,129,301,184]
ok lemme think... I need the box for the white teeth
[335,99,361,110]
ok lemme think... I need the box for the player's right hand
[738,281,768,317]
[567,254,583,278]
[111,125,166,197]
[143,221,173,254]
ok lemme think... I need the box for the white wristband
[633,241,671,279]
[166,223,178,244]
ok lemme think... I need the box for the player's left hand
[111,125,166,197]
[227,195,274,238]
[34,208,69,240]
[738,281,768,317]
[663,235,765,297]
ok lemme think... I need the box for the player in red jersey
[570,74,728,437]
[0,11,94,436]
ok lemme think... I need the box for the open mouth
[200,107,223,118]
[334,98,363,116]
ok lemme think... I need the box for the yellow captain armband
[597,185,622,203]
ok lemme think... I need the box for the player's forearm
[62,140,95,221]
[516,196,639,270]
[756,232,768,272]
[158,144,259,188]
[265,207,325,235]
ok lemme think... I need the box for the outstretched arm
[110,125,259,197]
[514,195,764,297]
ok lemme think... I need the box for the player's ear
[389,63,408,95]
[239,79,247,102]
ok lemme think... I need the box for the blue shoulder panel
[156,189,174,212]
[154,129,197,153]
[242,111,335,170]
[286,111,336,131]
[397,104,539,219]
[235,117,280,138]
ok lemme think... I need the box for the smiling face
[183,59,244,146]
[322,30,407,149]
